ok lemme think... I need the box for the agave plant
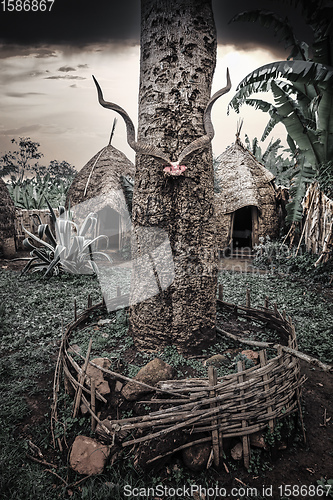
[21,202,111,277]
[228,0,333,221]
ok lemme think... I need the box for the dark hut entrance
[97,206,120,250]
[231,206,258,249]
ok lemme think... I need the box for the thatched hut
[0,178,16,257]
[66,141,134,251]
[215,138,279,252]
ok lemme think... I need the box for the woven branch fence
[53,288,312,469]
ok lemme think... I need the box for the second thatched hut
[215,138,279,252]
[66,139,134,251]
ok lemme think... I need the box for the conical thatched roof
[0,177,16,240]
[66,144,135,218]
[215,139,275,214]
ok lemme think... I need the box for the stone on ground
[121,358,176,401]
[85,357,111,396]
[69,436,110,475]
[231,442,243,460]
[182,442,212,471]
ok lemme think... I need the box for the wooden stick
[296,188,316,256]
[26,454,58,469]
[91,378,96,432]
[315,221,333,267]
[122,407,223,448]
[259,350,274,433]
[146,436,212,465]
[73,338,93,418]
[74,299,77,322]
[216,326,273,349]
[73,352,189,399]
[274,344,333,373]
[208,366,220,466]
[63,355,107,403]
[51,320,65,449]
[282,223,294,246]
[237,361,250,469]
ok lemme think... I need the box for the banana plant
[228,2,333,221]
[244,135,294,187]
[21,201,111,277]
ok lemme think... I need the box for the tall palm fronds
[228,0,333,221]
[244,135,294,186]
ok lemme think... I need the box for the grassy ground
[0,263,332,499]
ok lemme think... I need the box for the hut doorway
[97,206,120,250]
[231,206,258,249]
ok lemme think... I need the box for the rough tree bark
[129,0,218,353]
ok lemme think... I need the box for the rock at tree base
[204,354,228,368]
[121,358,176,401]
[70,436,110,475]
[250,431,268,449]
[241,350,259,365]
[231,442,243,460]
[134,431,186,470]
[182,441,212,471]
[85,357,111,396]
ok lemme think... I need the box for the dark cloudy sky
[0,0,312,54]
[0,0,314,168]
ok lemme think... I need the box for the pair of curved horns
[93,69,231,167]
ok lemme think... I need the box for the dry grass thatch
[66,144,134,219]
[215,139,275,214]
[302,182,333,262]
[0,178,16,256]
[215,139,279,248]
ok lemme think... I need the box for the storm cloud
[0,0,314,58]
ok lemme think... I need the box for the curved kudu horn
[92,76,172,166]
[177,68,231,165]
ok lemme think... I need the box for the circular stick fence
[52,288,316,470]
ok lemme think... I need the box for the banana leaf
[230,10,306,60]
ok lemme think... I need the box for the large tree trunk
[129,0,217,353]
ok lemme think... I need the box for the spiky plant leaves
[21,209,111,277]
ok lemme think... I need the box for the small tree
[48,160,76,181]
[0,137,43,180]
